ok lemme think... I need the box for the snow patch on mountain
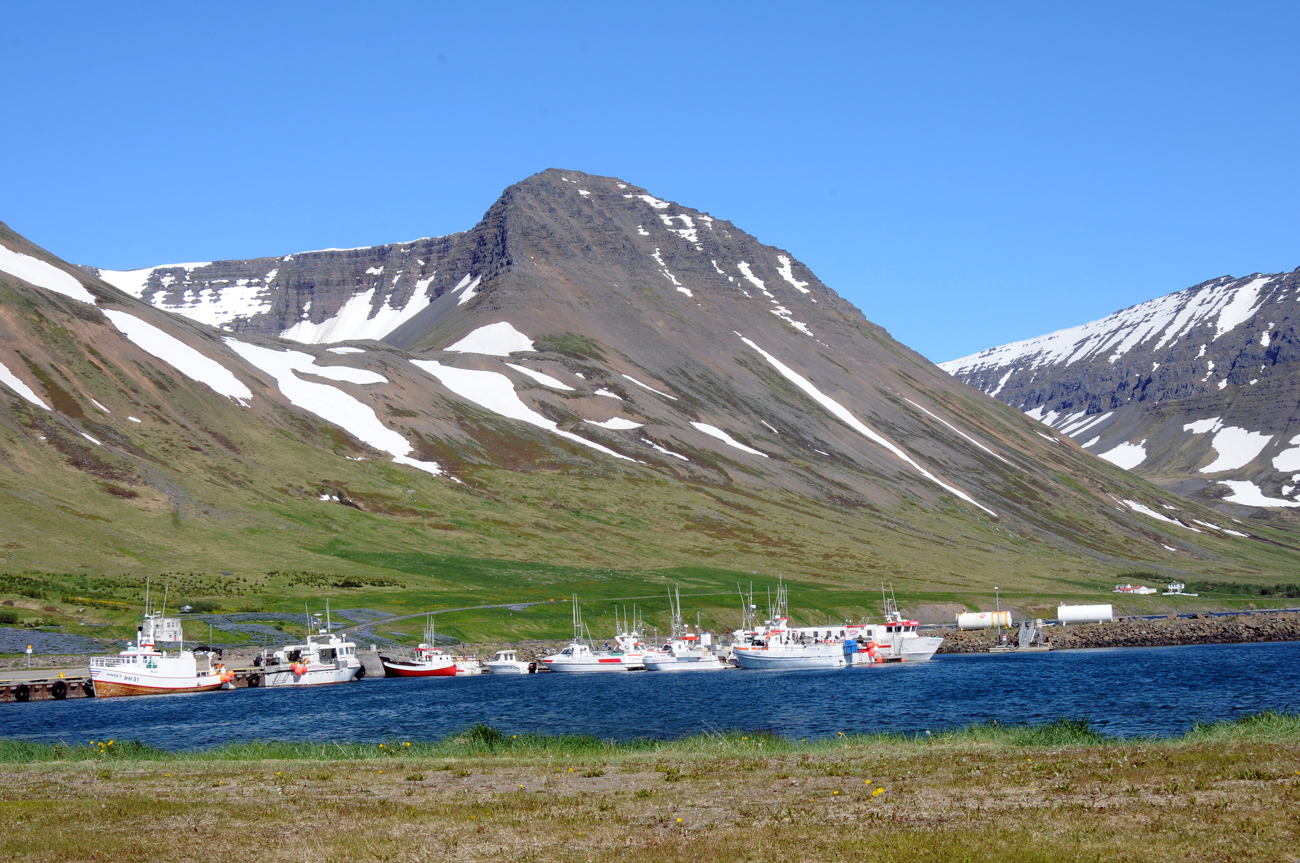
[281,283,432,344]
[410,360,635,463]
[506,363,574,391]
[737,262,772,298]
[1,246,96,304]
[446,322,534,356]
[1183,417,1223,434]
[740,336,996,516]
[622,374,676,400]
[651,249,692,297]
[227,340,439,475]
[584,418,643,430]
[642,437,689,461]
[902,397,1014,466]
[1272,435,1300,472]
[98,263,211,296]
[1123,500,1200,530]
[1200,427,1273,473]
[106,311,252,405]
[1098,441,1147,470]
[775,255,810,294]
[0,360,50,409]
[690,422,768,457]
[456,275,483,306]
[1218,480,1300,508]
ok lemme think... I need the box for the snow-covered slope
[940,270,1300,509]
[5,170,1298,585]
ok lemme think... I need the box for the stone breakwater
[935,612,1300,653]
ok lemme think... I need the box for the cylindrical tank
[1057,604,1114,624]
[956,611,1012,630]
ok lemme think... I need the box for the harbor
[4,640,1298,747]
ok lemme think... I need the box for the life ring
[14,684,30,703]
[51,680,67,700]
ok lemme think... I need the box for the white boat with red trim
[541,598,643,672]
[847,585,944,662]
[643,587,730,671]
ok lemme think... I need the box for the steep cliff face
[941,270,1300,510]
[3,170,1297,587]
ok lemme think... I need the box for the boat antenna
[144,576,151,617]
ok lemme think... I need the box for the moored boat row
[84,581,944,699]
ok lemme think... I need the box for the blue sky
[4,3,1297,362]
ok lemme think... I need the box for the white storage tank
[956,611,1012,630]
[1057,604,1114,624]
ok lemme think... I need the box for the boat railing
[89,656,124,668]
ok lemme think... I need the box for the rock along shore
[935,611,1300,653]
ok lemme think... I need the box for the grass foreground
[2,715,1299,862]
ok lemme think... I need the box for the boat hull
[732,647,847,670]
[261,665,360,686]
[542,658,631,672]
[485,661,530,674]
[88,673,224,699]
[380,658,457,678]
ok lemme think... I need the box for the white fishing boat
[257,604,362,687]
[452,654,485,675]
[731,580,852,671]
[848,584,944,662]
[89,580,233,698]
[485,649,533,674]
[541,598,642,672]
[643,587,729,671]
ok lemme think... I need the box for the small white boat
[541,598,642,672]
[643,637,730,671]
[89,584,233,697]
[257,604,362,687]
[643,587,729,671]
[485,649,533,674]
[453,654,485,675]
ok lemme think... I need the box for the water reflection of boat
[89,580,232,698]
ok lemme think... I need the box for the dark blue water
[5,642,1298,748]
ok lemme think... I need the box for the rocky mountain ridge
[941,269,1300,511]
[2,169,1298,592]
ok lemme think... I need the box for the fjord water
[7,642,1299,748]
